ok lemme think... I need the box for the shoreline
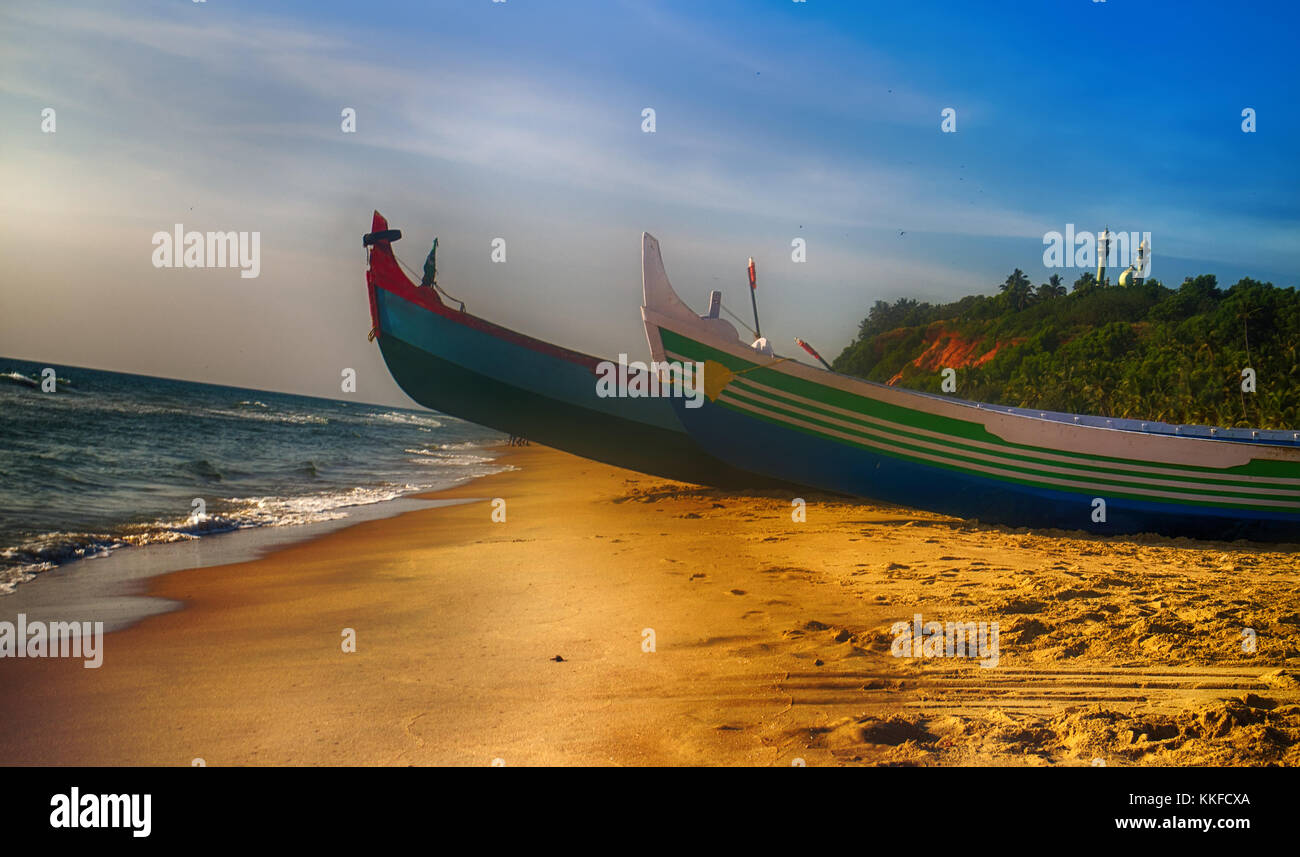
[0,456,509,633]
[2,444,1298,766]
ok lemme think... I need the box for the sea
[0,357,506,595]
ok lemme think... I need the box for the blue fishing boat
[364,212,772,486]
[640,233,1300,541]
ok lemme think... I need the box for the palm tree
[1000,269,1034,310]
[1036,273,1066,301]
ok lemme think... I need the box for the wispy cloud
[1,0,1295,401]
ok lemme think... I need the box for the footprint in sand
[999,597,1047,614]
[762,566,818,581]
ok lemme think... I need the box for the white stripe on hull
[717,393,1300,511]
[663,347,1300,495]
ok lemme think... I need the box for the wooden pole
[747,257,761,338]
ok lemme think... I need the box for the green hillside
[831,271,1300,430]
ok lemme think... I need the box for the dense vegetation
[831,270,1300,429]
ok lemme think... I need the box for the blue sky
[2,0,1296,406]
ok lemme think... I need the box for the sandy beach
[2,444,1298,766]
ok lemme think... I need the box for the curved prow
[641,232,742,359]
[364,211,403,249]
[642,232,700,324]
[366,210,444,340]
[366,211,422,289]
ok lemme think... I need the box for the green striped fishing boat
[641,233,1300,541]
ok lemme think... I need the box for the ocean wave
[1,371,38,389]
[226,484,426,524]
[410,456,494,466]
[0,465,503,595]
[0,373,502,597]
[0,563,50,595]
[180,458,225,482]
[212,406,328,426]
[1,370,73,389]
[28,397,331,427]
[0,529,181,595]
[403,444,496,466]
[405,450,495,466]
[372,411,443,428]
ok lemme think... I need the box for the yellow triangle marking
[703,360,734,402]
[702,356,795,402]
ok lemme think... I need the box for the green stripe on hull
[659,328,1300,511]
[722,385,1299,513]
[721,375,1300,491]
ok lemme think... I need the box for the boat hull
[365,212,773,487]
[640,234,1300,542]
[669,371,1300,541]
[375,317,766,485]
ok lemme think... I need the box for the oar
[795,338,833,371]
[747,257,762,339]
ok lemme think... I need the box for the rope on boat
[395,253,467,312]
[721,302,757,337]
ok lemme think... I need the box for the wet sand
[2,444,1298,766]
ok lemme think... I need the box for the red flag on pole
[747,257,756,290]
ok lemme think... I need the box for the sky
[1,0,1297,408]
